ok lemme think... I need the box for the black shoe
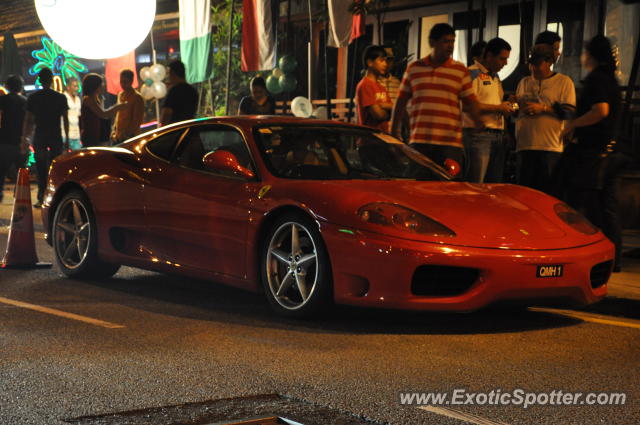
[33,201,42,208]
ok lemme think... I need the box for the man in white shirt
[63,77,82,150]
[462,37,514,183]
[515,44,576,193]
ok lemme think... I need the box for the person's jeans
[34,144,62,203]
[463,129,506,183]
[562,150,631,271]
[68,138,82,151]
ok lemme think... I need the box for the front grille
[411,265,479,297]
[590,260,613,289]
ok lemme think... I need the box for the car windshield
[254,125,451,181]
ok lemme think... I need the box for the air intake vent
[411,265,479,297]
[590,260,613,289]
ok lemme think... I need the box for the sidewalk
[2,181,639,308]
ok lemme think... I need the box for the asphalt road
[1,232,639,425]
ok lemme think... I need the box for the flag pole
[323,0,331,118]
[347,36,359,123]
[225,0,236,115]
[307,0,313,101]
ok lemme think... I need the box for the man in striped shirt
[391,23,483,174]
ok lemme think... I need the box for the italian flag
[241,0,277,72]
[179,0,214,83]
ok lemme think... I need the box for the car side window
[175,126,253,175]
[145,129,185,160]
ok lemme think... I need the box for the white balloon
[272,67,283,78]
[140,66,152,82]
[150,63,166,82]
[140,85,154,100]
[151,81,167,99]
[291,96,312,118]
[313,106,328,120]
[35,0,155,59]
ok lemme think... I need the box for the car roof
[167,115,373,131]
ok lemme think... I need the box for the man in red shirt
[356,45,392,132]
[391,23,483,174]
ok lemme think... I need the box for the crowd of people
[0,60,198,208]
[356,24,624,271]
[0,28,627,270]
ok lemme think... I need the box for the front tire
[261,213,332,317]
[52,190,120,279]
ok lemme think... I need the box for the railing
[275,98,356,123]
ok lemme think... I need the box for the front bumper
[321,223,613,311]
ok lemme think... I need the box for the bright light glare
[498,25,520,81]
[35,0,156,59]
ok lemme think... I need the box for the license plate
[536,265,564,278]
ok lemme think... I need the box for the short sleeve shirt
[26,88,68,146]
[462,61,505,129]
[238,95,276,115]
[0,93,27,146]
[398,56,477,147]
[515,73,576,152]
[377,74,401,105]
[574,67,620,151]
[356,77,391,132]
[163,82,199,124]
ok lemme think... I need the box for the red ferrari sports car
[41,116,614,317]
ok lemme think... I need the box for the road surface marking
[419,406,511,425]
[531,307,640,330]
[0,296,125,329]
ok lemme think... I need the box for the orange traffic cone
[1,168,51,269]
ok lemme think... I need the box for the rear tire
[260,213,332,317]
[52,191,120,279]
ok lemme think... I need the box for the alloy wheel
[266,221,319,310]
[54,198,91,269]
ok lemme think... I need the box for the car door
[143,124,256,279]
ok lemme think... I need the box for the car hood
[277,180,604,250]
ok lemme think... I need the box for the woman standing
[80,73,125,147]
[237,77,276,115]
[560,35,623,270]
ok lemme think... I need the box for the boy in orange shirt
[355,45,392,132]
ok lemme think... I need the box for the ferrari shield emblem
[258,185,272,199]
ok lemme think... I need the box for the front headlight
[357,202,456,237]
[554,203,598,235]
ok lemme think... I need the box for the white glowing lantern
[35,0,156,60]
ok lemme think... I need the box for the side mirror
[203,150,255,179]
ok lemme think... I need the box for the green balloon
[145,78,153,86]
[279,74,297,93]
[266,75,282,94]
[278,55,298,73]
